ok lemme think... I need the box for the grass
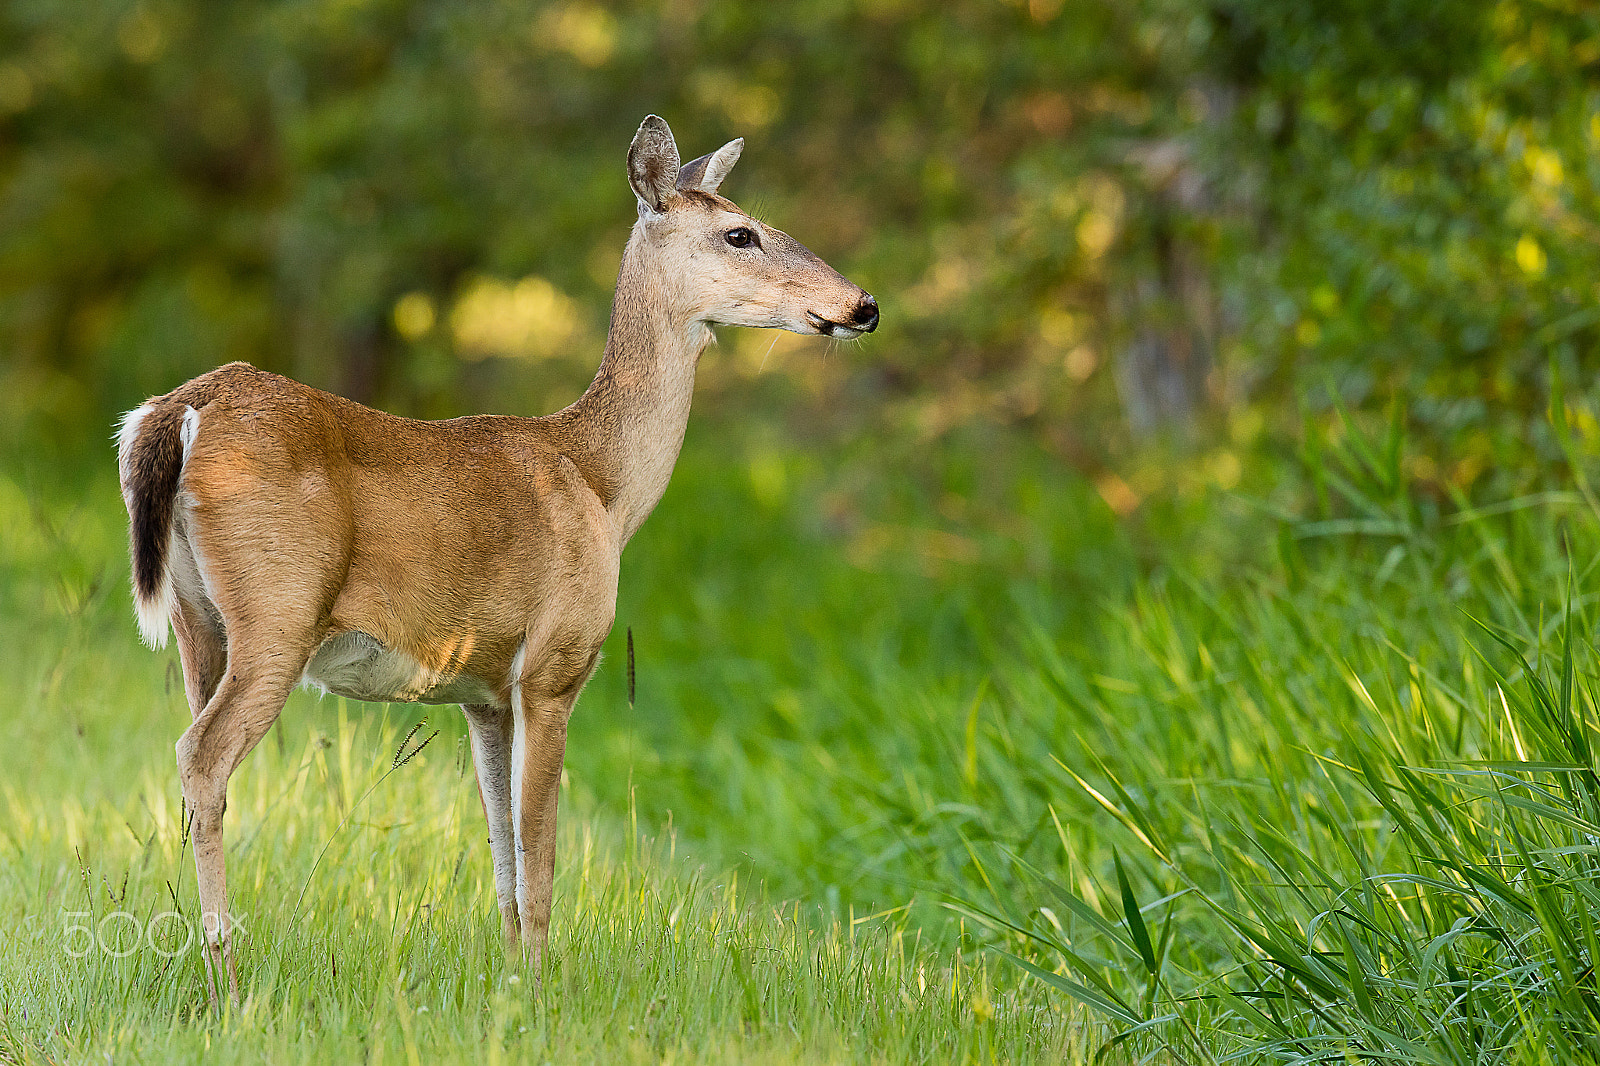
[0,703,1063,1063]
[5,399,1600,1063]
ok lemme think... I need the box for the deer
[116,115,878,1006]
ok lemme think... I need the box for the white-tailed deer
[117,115,877,1006]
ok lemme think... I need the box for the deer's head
[626,115,879,340]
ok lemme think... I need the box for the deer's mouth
[805,310,874,340]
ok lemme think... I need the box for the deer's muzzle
[807,293,879,338]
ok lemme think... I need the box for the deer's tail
[116,398,202,648]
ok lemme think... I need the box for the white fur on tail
[116,402,198,649]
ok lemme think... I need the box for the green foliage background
[5,0,1597,473]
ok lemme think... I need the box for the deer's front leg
[462,703,518,946]
[510,685,572,975]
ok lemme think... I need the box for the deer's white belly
[301,631,501,707]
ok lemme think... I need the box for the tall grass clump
[949,410,1600,1062]
[972,591,1600,1063]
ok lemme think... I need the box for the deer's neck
[553,231,711,542]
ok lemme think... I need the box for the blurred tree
[0,0,1595,488]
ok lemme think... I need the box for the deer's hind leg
[169,530,226,718]
[168,526,256,1006]
[171,446,351,1006]
[177,638,308,1007]
[171,603,225,721]
[173,538,337,1004]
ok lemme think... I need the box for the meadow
[4,393,1600,1063]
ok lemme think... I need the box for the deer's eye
[724,227,757,249]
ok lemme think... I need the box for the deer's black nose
[853,293,879,333]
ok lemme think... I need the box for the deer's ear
[676,138,743,195]
[628,115,681,215]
